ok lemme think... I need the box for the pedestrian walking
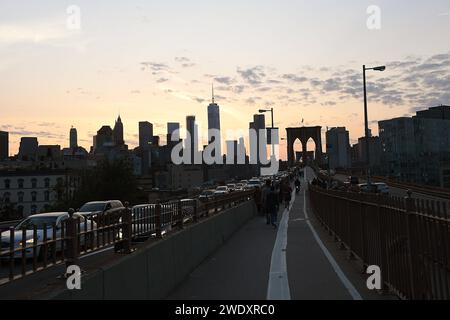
[266,186,279,229]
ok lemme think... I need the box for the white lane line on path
[302,182,363,300]
[267,189,295,300]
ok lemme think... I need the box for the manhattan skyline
[1,0,450,158]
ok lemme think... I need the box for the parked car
[226,184,236,192]
[1,212,96,260]
[77,200,124,218]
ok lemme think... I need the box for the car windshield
[217,186,227,191]
[202,191,214,196]
[15,216,59,230]
[79,203,106,212]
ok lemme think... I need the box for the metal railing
[309,185,450,300]
[0,190,255,285]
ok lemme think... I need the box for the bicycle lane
[286,169,362,300]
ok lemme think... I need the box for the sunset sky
[1,0,449,159]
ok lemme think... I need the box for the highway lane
[333,174,449,203]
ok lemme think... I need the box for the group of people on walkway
[254,175,301,229]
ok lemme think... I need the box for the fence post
[193,200,198,223]
[155,202,162,238]
[122,202,132,254]
[178,199,184,229]
[65,208,79,274]
[404,190,416,300]
[376,193,389,295]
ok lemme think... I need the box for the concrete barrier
[49,200,257,300]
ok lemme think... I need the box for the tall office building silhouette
[139,121,153,150]
[69,126,78,149]
[0,131,8,160]
[186,115,197,164]
[113,115,124,146]
[207,85,221,157]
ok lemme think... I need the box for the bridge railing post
[122,202,132,254]
[155,202,162,238]
[193,200,198,223]
[65,208,79,274]
[404,190,417,300]
[178,199,184,229]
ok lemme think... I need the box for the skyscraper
[94,125,113,152]
[186,115,197,164]
[70,126,78,149]
[253,114,266,164]
[139,121,153,150]
[113,115,124,146]
[167,122,180,144]
[207,85,221,156]
[18,137,38,161]
[326,127,351,169]
[0,131,8,160]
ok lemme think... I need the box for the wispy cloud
[0,19,80,45]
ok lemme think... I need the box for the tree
[52,158,145,211]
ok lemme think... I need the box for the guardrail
[308,185,450,300]
[0,220,21,232]
[0,190,255,285]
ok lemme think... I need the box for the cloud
[237,66,266,86]
[175,57,190,63]
[140,61,170,72]
[0,20,80,45]
[156,77,169,83]
[282,74,308,83]
[214,76,234,85]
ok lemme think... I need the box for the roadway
[333,174,449,202]
[168,167,396,300]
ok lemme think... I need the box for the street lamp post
[363,65,385,189]
[259,107,275,157]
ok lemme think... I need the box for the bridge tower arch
[286,126,323,166]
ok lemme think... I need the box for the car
[215,186,229,194]
[1,212,96,260]
[77,200,124,218]
[234,183,245,191]
[246,179,262,189]
[199,190,216,202]
[358,183,379,194]
[374,183,390,195]
[226,184,236,192]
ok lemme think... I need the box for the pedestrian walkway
[168,169,391,300]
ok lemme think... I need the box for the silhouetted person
[266,186,279,229]
[261,179,271,224]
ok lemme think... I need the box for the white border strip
[267,191,295,300]
[303,182,363,300]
